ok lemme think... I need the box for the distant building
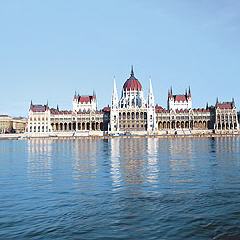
[12,117,27,133]
[0,115,13,133]
[0,115,27,133]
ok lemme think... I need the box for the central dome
[123,67,142,91]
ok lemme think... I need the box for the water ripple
[1,138,240,239]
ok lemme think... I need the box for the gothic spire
[30,100,33,110]
[149,77,153,94]
[148,77,155,108]
[130,65,134,77]
[112,76,118,109]
[188,86,191,96]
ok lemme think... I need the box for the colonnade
[51,121,104,131]
[158,120,210,130]
[215,113,238,130]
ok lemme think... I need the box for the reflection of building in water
[168,138,194,175]
[118,138,146,185]
[146,138,159,183]
[73,139,98,180]
[27,138,53,181]
[110,138,121,187]
[215,137,240,162]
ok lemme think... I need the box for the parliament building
[27,67,239,135]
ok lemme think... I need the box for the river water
[0,137,240,239]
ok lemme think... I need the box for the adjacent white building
[27,102,51,133]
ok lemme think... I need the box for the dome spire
[131,65,134,77]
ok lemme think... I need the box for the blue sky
[1,0,240,116]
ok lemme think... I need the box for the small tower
[110,77,119,132]
[147,78,157,132]
[167,87,174,110]
[112,77,118,109]
[188,86,191,98]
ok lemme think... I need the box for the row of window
[29,117,48,121]
[118,112,147,120]
[119,124,145,128]
[29,126,49,132]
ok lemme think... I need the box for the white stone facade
[27,103,51,133]
[110,68,157,133]
[168,88,192,111]
[72,93,97,112]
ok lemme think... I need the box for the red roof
[50,108,72,115]
[155,105,168,113]
[123,69,142,91]
[173,95,187,102]
[74,95,96,103]
[216,102,233,109]
[31,104,48,112]
[176,109,189,113]
[123,78,142,91]
[103,106,111,112]
[193,108,210,113]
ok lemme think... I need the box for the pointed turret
[147,77,156,132]
[149,77,153,95]
[168,86,173,98]
[57,105,59,111]
[206,102,209,109]
[147,78,155,108]
[188,86,191,97]
[130,65,134,77]
[111,77,118,109]
[30,100,33,110]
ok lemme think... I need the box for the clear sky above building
[0,0,240,116]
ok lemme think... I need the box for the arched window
[136,112,139,119]
[131,112,135,120]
